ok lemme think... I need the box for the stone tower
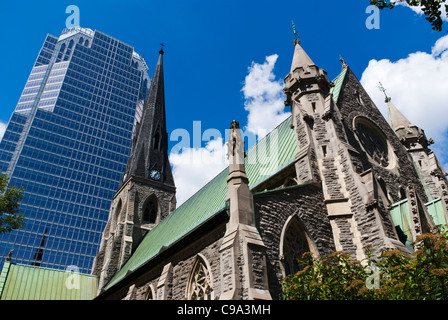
[283,37,435,259]
[387,98,448,226]
[92,48,176,290]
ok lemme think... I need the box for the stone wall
[102,220,226,300]
[330,68,433,253]
[253,183,335,299]
[337,68,428,204]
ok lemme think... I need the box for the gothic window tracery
[145,286,155,300]
[186,256,213,300]
[282,217,311,276]
[354,118,389,167]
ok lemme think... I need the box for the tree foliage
[371,0,448,31]
[0,172,25,233]
[281,231,448,300]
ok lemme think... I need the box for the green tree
[281,231,448,300]
[371,0,448,31]
[0,172,25,233]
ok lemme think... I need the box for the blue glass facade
[0,28,149,273]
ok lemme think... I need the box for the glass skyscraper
[0,27,150,273]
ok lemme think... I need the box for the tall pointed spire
[384,90,432,149]
[121,47,174,187]
[283,29,329,107]
[387,99,412,132]
[290,40,316,74]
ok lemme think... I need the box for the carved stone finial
[6,249,13,262]
[230,120,239,130]
[339,56,348,69]
[227,120,244,165]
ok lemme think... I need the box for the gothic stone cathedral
[91,40,448,300]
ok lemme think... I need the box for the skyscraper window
[0,28,150,273]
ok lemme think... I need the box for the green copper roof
[105,116,297,290]
[104,69,348,291]
[330,67,347,104]
[0,262,98,300]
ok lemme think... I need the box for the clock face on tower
[150,169,161,181]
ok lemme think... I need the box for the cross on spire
[291,21,300,44]
[378,82,391,103]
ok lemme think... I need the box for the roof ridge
[6,262,97,276]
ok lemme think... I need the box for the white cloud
[170,54,286,206]
[0,121,7,141]
[241,54,288,138]
[170,137,227,206]
[360,34,448,167]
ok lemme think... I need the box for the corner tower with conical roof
[387,97,448,225]
[282,31,436,260]
[92,48,176,290]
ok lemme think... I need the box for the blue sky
[1,0,447,204]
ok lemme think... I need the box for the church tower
[387,97,448,226]
[283,34,435,259]
[92,48,176,290]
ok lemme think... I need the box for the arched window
[399,187,407,200]
[153,130,161,151]
[281,216,311,276]
[145,285,155,300]
[79,37,84,45]
[186,256,213,300]
[143,196,158,224]
[56,43,66,62]
[84,39,89,47]
[111,199,122,233]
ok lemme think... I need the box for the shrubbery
[281,232,448,300]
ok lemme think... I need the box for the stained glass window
[282,217,310,276]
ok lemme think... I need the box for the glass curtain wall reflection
[0,27,150,273]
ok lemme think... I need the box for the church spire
[387,99,413,133]
[121,47,174,187]
[382,86,433,149]
[283,30,330,107]
[290,40,316,73]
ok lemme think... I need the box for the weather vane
[292,21,300,44]
[378,82,391,103]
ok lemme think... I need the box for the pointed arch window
[153,129,161,151]
[111,199,123,233]
[186,256,213,300]
[143,196,158,224]
[56,43,66,62]
[281,216,311,276]
[145,285,155,300]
